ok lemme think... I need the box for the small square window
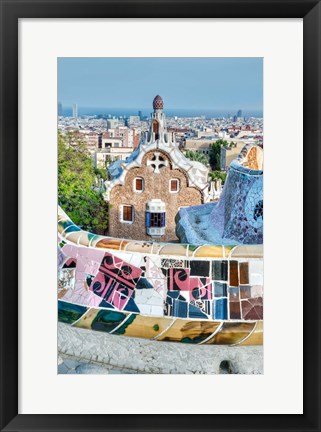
[170,179,179,193]
[134,177,144,192]
[121,205,134,223]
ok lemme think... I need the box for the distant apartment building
[79,131,99,149]
[95,147,134,168]
[95,135,135,168]
[128,115,140,124]
[100,136,123,149]
[220,142,245,170]
[196,130,215,138]
[185,137,258,169]
[105,126,141,148]
[107,118,119,129]
[108,127,133,147]
[184,138,214,155]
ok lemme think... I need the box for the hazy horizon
[59,105,263,119]
[58,58,263,115]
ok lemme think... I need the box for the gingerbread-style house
[104,96,209,242]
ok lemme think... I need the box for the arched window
[152,120,159,140]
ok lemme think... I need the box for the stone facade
[108,150,203,241]
[105,96,209,242]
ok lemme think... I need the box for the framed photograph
[1,0,320,431]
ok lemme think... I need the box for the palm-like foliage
[184,150,209,165]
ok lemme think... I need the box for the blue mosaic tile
[172,299,188,318]
[214,282,227,297]
[136,277,153,289]
[123,298,140,313]
[188,303,209,319]
[213,298,228,320]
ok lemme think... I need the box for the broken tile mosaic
[58,207,263,345]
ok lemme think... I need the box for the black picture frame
[1,1,320,431]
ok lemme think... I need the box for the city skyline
[58,58,263,116]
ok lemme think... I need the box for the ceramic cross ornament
[147,152,168,173]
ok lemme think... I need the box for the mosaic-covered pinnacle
[153,95,164,110]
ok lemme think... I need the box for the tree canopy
[209,170,227,184]
[184,149,209,165]
[58,131,109,234]
[209,142,223,170]
[209,139,235,170]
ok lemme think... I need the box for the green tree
[209,170,227,184]
[94,167,108,181]
[209,139,231,170]
[184,150,209,165]
[58,131,109,234]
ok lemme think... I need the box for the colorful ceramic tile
[209,322,256,345]
[223,245,236,258]
[57,206,264,347]
[79,233,100,247]
[188,303,209,319]
[157,319,221,344]
[58,301,88,324]
[229,301,241,319]
[95,238,124,250]
[212,260,228,281]
[119,239,130,250]
[214,282,227,297]
[159,243,189,256]
[63,231,84,245]
[240,285,252,299]
[229,261,239,287]
[121,315,174,339]
[239,262,249,284]
[58,268,76,294]
[230,245,263,258]
[112,313,137,335]
[125,241,155,253]
[190,260,210,277]
[228,286,240,301]
[238,321,263,346]
[73,308,100,329]
[161,258,186,269]
[213,298,228,320]
[194,245,224,258]
[63,224,81,234]
[90,309,129,333]
[241,297,263,320]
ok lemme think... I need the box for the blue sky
[58,58,263,113]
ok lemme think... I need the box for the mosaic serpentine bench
[58,207,263,346]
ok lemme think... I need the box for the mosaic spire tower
[144,95,176,146]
